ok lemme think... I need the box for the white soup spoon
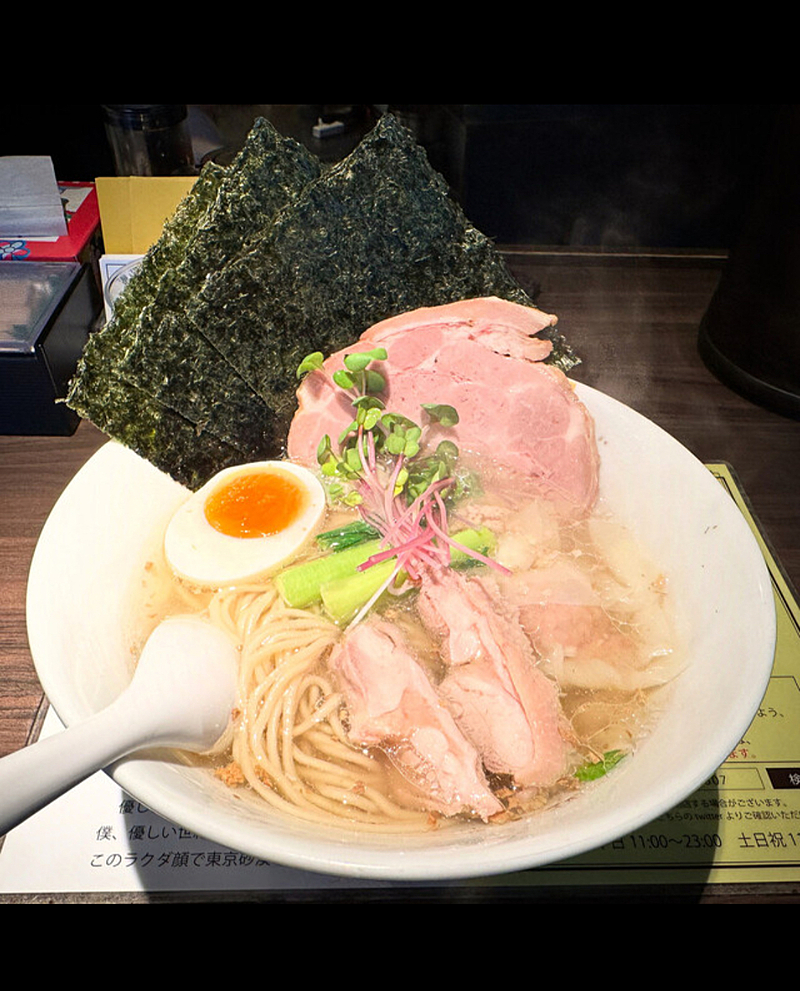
[0,615,239,836]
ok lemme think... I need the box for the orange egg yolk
[204,470,306,539]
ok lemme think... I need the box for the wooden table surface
[1,248,798,903]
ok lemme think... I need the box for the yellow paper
[94,176,198,254]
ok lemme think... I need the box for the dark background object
[194,104,377,167]
[198,104,781,249]
[0,104,783,248]
[698,104,800,419]
[101,105,196,176]
[0,105,116,180]
[429,104,781,247]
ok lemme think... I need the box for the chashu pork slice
[417,569,570,790]
[288,296,599,518]
[329,618,503,821]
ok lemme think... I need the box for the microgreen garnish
[296,347,509,625]
[296,351,325,378]
[421,403,460,427]
[330,348,388,396]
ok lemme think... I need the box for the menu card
[1,463,798,897]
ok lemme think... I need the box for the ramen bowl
[25,383,776,881]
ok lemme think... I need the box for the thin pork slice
[329,618,503,821]
[288,297,598,517]
[418,570,569,789]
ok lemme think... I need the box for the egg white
[164,461,326,587]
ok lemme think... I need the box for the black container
[0,262,100,435]
[101,104,195,177]
[698,105,800,419]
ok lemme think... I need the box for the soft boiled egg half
[164,461,326,587]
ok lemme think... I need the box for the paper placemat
[1,462,797,896]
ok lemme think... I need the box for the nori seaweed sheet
[67,112,579,492]
[66,160,227,421]
[109,160,227,334]
[184,113,575,448]
[63,162,226,459]
[66,117,322,479]
[111,311,283,458]
[147,116,321,300]
[66,344,247,490]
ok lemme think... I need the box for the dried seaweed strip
[67,118,321,482]
[67,346,247,490]
[77,118,317,381]
[149,117,321,311]
[112,281,279,458]
[64,318,250,488]
[113,312,285,459]
[64,162,228,429]
[110,160,227,332]
[185,114,574,450]
[91,118,321,460]
[68,320,259,488]
[181,115,450,392]
[100,120,321,456]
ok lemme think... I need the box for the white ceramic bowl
[25,383,776,881]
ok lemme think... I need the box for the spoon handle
[0,698,156,837]
[0,617,238,837]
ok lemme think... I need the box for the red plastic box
[0,182,100,263]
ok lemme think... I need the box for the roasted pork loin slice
[418,570,570,789]
[288,297,599,518]
[329,618,503,821]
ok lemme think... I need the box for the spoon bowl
[0,615,239,836]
